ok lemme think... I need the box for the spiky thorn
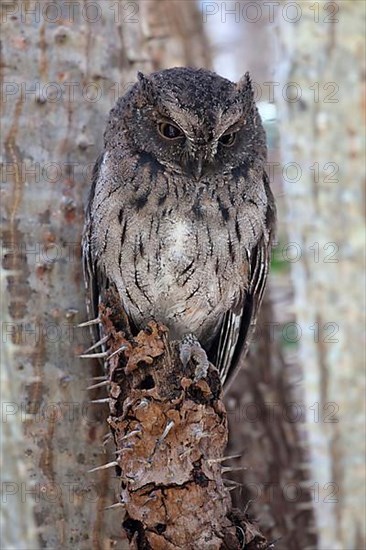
[103,433,113,446]
[88,376,108,381]
[105,502,125,511]
[264,537,281,549]
[79,351,109,359]
[107,344,128,361]
[207,453,242,464]
[223,479,243,489]
[86,380,110,390]
[90,398,110,404]
[157,420,174,446]
[114,430,142,451]
[77,317,100,327]
[84,335,109,353]
[114,448,134,457]
[88,460,119,473]
[221,465,247,474]
[225,480,244,494]
[243,499,254,514]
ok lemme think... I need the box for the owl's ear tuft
[137,71,147,84]
[137,71,156,104]
[236,72,255,101]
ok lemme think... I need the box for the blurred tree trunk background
[275,2,365,549]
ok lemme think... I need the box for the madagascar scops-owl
[83,67,276,389]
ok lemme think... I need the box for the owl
[82,67,276,389]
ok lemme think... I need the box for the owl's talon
[194,360,209,381]
[179,334,210,381]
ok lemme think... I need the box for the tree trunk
[0,1,211,547]
[275,2,365,549]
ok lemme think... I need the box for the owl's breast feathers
[88,151,270,348]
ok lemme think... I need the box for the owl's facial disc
[151,112,245,181]
[121,68,266,180]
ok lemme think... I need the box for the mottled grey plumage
[83,67,275,388]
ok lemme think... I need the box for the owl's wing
[81,153,107,347]
[215,172,276,390]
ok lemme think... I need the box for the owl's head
[105,67,266,181]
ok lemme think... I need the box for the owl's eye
[158,121,184,140]
[219,132,237,147]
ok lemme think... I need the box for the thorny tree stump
[96,289,269,550]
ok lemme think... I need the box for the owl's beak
[192,151,213,181]
[185,146,212,181]
[193,156,204,181]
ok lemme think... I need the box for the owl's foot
[179,334,209,381]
